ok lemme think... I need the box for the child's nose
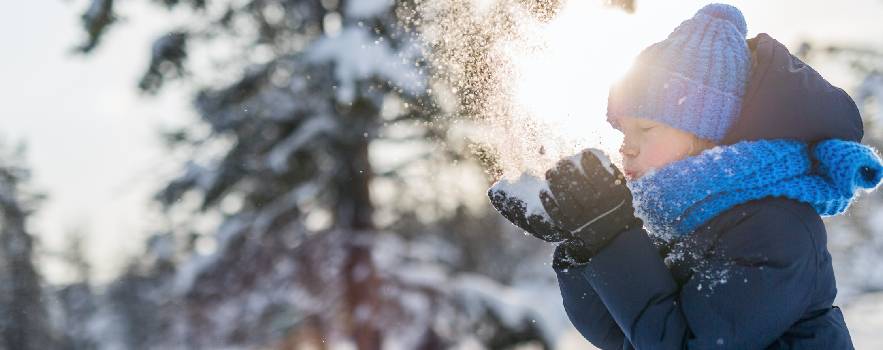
[620,142,638,158]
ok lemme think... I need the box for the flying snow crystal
[412,0,659,179]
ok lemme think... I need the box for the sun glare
[508,0,677,163]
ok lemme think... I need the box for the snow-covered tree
[70,0,592,348]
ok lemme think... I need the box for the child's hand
[540,148,643,262]
[487,176,570,243]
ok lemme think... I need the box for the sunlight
[508,0,686,163]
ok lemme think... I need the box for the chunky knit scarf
[627,139,883,238]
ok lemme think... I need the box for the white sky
[2,1,195,283]
[2,0,883,284]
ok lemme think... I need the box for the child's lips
[624,170,640,179]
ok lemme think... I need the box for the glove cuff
[552,241,588,270]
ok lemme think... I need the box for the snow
[266,115,336,173]
[307,26,426,103]
[172,216,249,294]
[393,263,449,287]
[489,148,617,224]
[344,0,394,19]
[454,274,529,330]
[583,148,615,175]
[452,273,570,348]
[491,173,552,221]
[252,183,318,236]
[509,279,584,349]
[180,160,218,191]
[370,232,578,349]
[701,144,726,161]
[842,292,883,349]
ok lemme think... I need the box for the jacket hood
[721,33,864,145]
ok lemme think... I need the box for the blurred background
[2,0,882,349]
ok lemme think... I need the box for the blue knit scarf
[627,139,883,238]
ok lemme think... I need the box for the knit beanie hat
[606,3,751,143]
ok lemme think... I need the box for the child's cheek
[643,135,689,170]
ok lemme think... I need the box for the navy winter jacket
[554,33,860,349]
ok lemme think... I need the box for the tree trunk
[337,98,382,349]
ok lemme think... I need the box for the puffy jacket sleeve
[553,244,627,349]
[580,201,819,349]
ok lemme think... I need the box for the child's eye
[640,126,655,132]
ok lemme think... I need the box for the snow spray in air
[409,0,643,181]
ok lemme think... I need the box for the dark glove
[541,149,642,264]
[487,180,569,243]
[488,176,586,270]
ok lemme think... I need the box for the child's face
[616,116,709,180]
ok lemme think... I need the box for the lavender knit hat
[607,3,751,142]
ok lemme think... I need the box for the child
[488,3,882,349]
